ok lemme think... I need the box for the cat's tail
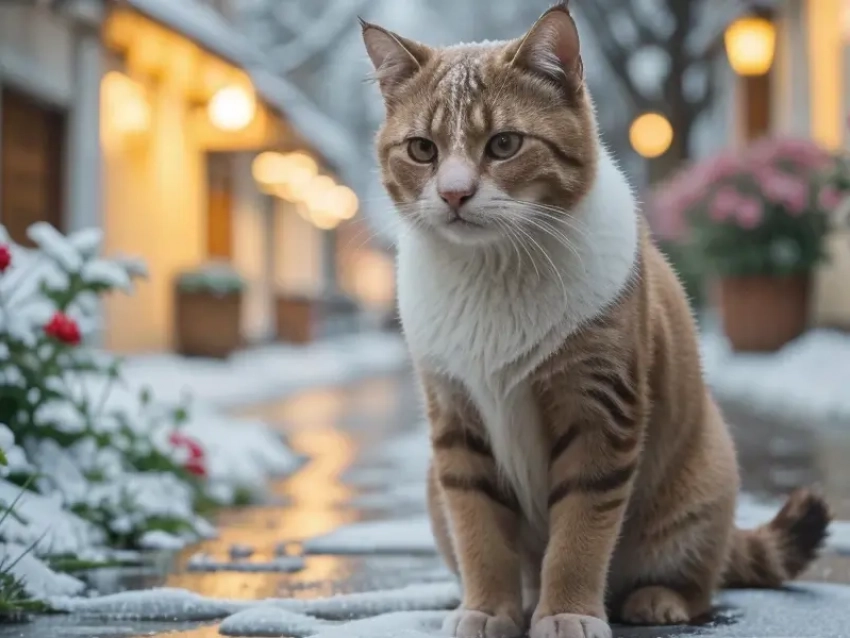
[722,489,831,588]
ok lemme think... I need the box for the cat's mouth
[446,214,482,228]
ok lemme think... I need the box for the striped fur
[363,4,831,638]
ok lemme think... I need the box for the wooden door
[206,152,233,260]
[0,88,65,246]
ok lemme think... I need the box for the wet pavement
[2,372,850,637]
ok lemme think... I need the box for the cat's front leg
[425,379,524,638]
[531,385,642,638]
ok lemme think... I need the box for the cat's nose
[439,185,477,210]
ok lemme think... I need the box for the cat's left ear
[360,19,432,100]
[508,2,583,91]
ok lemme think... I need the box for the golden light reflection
[164,386,358,601]
[101,71,150,137]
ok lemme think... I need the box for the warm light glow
[252,152,288,187]
[102,71,150,135]
[208,84,256,131]
[629,112,673,159]
[724,16,777,76]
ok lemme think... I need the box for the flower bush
[649,137,848,278]
[0,223,217,550]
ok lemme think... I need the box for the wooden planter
[175,290,242,358]
[718,274,810,352]
[275,293,360,343]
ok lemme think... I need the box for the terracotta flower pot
[717,274,810,352]
[175,290,242,358]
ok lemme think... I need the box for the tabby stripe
[440,474,518,512]
[603,427,640,454]
[593,497,627,515]
[433,429,492,458]
[548,462,637,509]
[748,536,777,584]
[586,385,633,430]
[590,371,636,406]
[549,426,580,464]
[641,503,715,543]
[533,135,585,169]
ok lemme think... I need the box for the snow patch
[303,517,437,555]
[219,606,326,637]
[186,552,305,573]
[701,329,850,426]
[122,331,407,411]
[0,543,85,598]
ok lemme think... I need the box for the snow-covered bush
[176,260,245,296]
[0,223,216,550]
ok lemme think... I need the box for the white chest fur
[397,148,638,531]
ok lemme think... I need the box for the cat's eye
[407,138,438,163]
[486,133,524,160]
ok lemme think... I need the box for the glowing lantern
[629,112,674,159]
[724,16,776,76]
[208,84,256,131]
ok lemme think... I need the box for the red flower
[169,432,207,478]
[44,312,81,345]
[0,245,10,273]
[184,458,207,478]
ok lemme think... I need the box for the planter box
[718,274,810,352]
[275,293,360,343]
[175,290,242,358]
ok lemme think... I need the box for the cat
[361,3,831,638]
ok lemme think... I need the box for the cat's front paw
[530,613,612,638]
[442,608,523,638]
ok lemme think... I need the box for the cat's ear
[508,2,583,90]
[360,19,431,99]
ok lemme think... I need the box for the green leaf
[0,448,7,467]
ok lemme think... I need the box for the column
[65,28,102,233]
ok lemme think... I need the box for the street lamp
[629,112,673,159]
[208,84,256,131]
[724,16,777,76]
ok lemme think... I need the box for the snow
[304,517,436,556]
[138,531,186,551]
[0,480,103,556]
[701,329,850,426]
[0,543,85,598]
[50,581,460,623]
[80,259,132,291]
[186,552,305,573]
[219,606,325,637]
[122,331,408,411]
[308,611,446,638]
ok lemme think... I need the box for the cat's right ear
[360,19,431,100]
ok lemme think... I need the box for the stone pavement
[2,373,850,638]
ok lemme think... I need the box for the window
[0,88,65,246]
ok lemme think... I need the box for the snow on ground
[304,517,436,555]
[122,332,408,411]
[219,605,326,637]
[0,543,84,598]
[701,329,850,427]
[50,582,460,623]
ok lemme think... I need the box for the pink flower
[818,186,845,211]
[169,431,208,478]
[735,197,764,229]
[709,187,741,222]
[759,171,809,214]
[0,245,10,273]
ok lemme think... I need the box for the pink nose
[439,186,477,210]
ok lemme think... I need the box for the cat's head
[362,2,598,247]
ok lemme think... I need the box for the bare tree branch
[269,0,372,75]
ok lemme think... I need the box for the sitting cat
[361,4,830,637]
